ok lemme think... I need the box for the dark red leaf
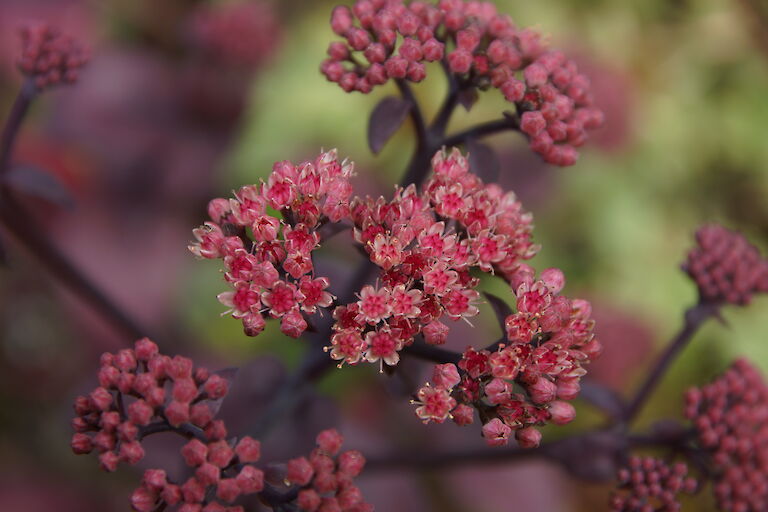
[4,165,73,208]
[368,96,412,154]
[467,139,500,183]
[458,88,478,111]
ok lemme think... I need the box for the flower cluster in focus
[682,224,768,306]
[190,149,354,338]
[609,456,697,512]
[285,429,373,512]
[16,23,88,89]
[323,0,604,165]
[413,265,601,447]
[328,148,537,370]
[684,358,768,512]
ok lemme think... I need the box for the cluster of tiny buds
[323,0,603,165]
[684,358,768,512]
[190,1,279,70]
[412,265,601,447]
[609,457,697,512]
[682,224,768,305]
[16,23,88,89]
[189,149,353,339]
[285,429,372,512]
[131,432,264,512]
[326,148,537,371]
[70,338,230,473]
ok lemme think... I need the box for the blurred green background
[1,0,767,510]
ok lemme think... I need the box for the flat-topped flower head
[684,358,768,511]
[17,23,89,89]
[682,224,768,306]
[322,0,603,165]
[331,147,536,369]
[190,0,280,70]
[190,149,353,338]
[610,457,697,512]
[412,266,600,447]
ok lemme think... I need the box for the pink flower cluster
[190,1,280,70]
[189,149,354,338]
[327,148,536,370]
[70,338,230,472]
[285,429,373,512]
[609,457,697,512]
[131,432,264,512]
[684,358,768,512]
[413,266,602,447]
[16,23,88,89]
[682,224,768,306]
[322,0,603,165]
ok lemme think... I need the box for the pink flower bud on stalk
[16,23,88,89]
[682,224,768,305]
[320,0,603,166]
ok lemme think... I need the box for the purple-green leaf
[368,96,412,154]
[467,139,500,183]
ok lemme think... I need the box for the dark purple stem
[442,114,521,148]
[0,80,35,175]
[0,194,149,341]
[0,81,150,343]
[623,301,720,423]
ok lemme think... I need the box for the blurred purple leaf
[0,234,6,265]
[467,139,500,183]
[368,96,412,154]
[4,165,74,208]
[483,291,512,332]
[458,88,479,111]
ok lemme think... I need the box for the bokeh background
[0,0,767,510]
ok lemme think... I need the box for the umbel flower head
[682,224,768,306]
[189,149,353,338]
[609,456,697,512]
[16,23,88,89]
[411,266,601,447]
[328,148,538,371]
[684,358,768,512]
[322,0,604,165]
[189,0,280,70]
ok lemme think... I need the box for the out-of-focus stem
[442,114,520,148]
[623,302,719,423]
[0,80,35,175]
[0,81,150,343]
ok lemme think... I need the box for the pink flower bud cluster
[682,224,768,306]
[684,358,768,512]
[609,457,697,512]
[327,148,537,370]
[16,23,88,89]
[285,429,373,512]
[190,1,280,70]
[413,266,601,447]
[189,150,355,338]
[322,0,603,166]
[70,338,231,472]
[131,431,264,512]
